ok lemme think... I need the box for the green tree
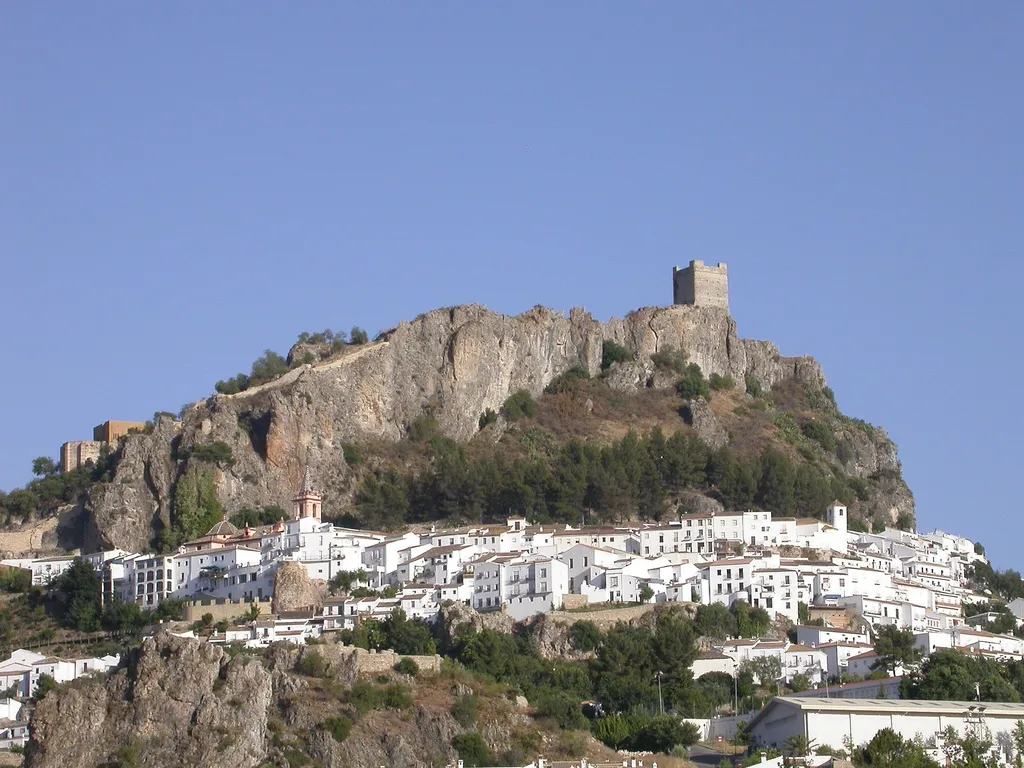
[742,656,782,694]
[187,441,235,468]
[872,626,923,676]
[788,673,811,693]
[381,608,436,655]
[355,470,409,530]
[783,734,817,758]
[940,726,1001,768]
[601,340,632,370]
[630,716,700,753]
[756,448,796,514]
[394,657,420,676]
[215,373,250,395]
[102,596,145,632]
[249,349,290,386]
[854,727,940,768]
[52,558,102,631]
[676,363,711,400]
[902,649,1020,702]
[32,457,58,478]
[693,603,737,639]
[32,674,59,703]
[329,569,368,594]
[1012,721,1024,768]
[592,714,632,749]
[802,419,836,451]
[244,602,261,622]
[349,327,369,345]
[452,732,494,767]
[731,601,771,638]
[569,621,602,652]
[744,374,763,398]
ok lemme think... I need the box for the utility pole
[734,666,739,715]
[657,671,664,715]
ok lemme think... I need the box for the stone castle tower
[672,260,729,311]
[292,467,322,521]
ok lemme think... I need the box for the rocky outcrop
[48,300,917,551]
[682,397,729,449]
[79,303,860,549]
[26,633,272,768]
[83,417,179,553]
[272,561,327,613]
[25,633,548,768]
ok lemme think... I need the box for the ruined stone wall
[181,597,272,623]
[348,648,442,675]
[60,441,102,474]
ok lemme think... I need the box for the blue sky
[2,5,1022,567]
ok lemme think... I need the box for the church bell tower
[292,467,322,521]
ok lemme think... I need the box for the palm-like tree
[783,734,817,758]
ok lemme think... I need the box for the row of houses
[1,479,1008,669]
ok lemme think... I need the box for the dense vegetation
[322,600,799,760]
[902,648,1024,702]
[214,326,371,395]
[0,449,118,527]
[354,424,869,530]
[969,562,1024,602]
[337,364,907,533]
[49,558,184,633]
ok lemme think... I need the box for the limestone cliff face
[26,634,272,768]
[26,633,579,768]
[82,303,910,550]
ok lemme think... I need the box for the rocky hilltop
[62,302,912,552]
[25,630,612,768]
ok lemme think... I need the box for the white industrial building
[748,696,1024,756]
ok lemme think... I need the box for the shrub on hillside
[394,657,420,676]
[187,441,236,468]
[801,419,836,451]
[676,363,710,400]
[650,346,688,374]
[544,366,591,395]
[478,408,498,430]
[408,415,440,442]
[601,340,632,371]
[348,681,413,714]
[502,390,536,421]
[709,373,735,391]
[568,621,602,652]
[451,693,479,728]
[744,374,763,398]
[321,715,352,743]
[298,649,328,678]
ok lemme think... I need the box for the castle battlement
[672,260,729,310]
